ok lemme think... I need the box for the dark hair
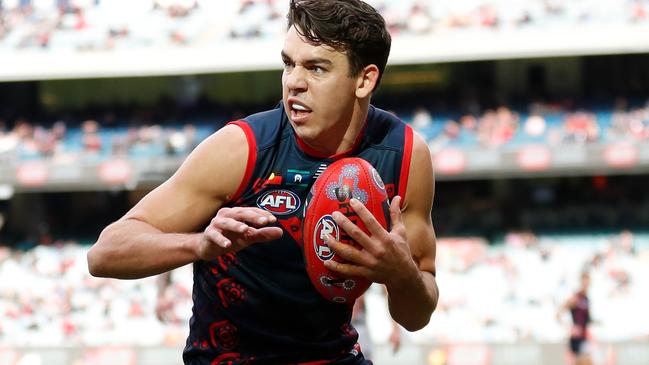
[287,0,391,91]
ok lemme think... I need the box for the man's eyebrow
[281,51,332,65]
[306,57,332,66]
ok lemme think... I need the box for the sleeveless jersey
[183,104,414,364]
[570,292,590,339]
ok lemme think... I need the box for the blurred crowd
[0,241,193,347]
[370,0,649,36]
[1,0,648,51]
[0,0,222,51]
[0,117,208,163]
[0,231,647,347]
[221,0,649,39]
[2,98,648,164]
[419,97,649,153]
[405,230,649,345]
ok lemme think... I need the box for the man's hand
[323,196,420,289]
[196,207,283,260]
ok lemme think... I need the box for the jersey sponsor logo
[314,215,338,261]
[286,168,310,186]
[256,189,301,215]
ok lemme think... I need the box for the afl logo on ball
[256,190,301,215]
[314,215,338,261]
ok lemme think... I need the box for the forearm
[386,270,438,331]
[87,218,200,279]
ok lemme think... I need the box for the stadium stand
[1,98,648,163]
[0,231,647,346]
[2,0,649,82]
[1,1,649,365]
[2,0,647,51]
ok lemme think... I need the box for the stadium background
[1,0,649,364]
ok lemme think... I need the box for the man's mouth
[289,100,312,120]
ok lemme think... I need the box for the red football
[302,157,391,304]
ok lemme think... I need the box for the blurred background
[1,0,649,364]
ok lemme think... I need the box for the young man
[87,0,438,363]
[557,271,593,365]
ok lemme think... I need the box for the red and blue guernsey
[570,291,590,339]
[183,104,414,365]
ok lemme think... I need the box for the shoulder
[243,105,284,124]
[169,123,250,202]
[410,128,432,161]
[365,105,410,147]
[403,130,434,209]
[368,105,403,124]
[368,105,407,133]
[121,123,252,231]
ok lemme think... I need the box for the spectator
[81,119,102,153]
[524,113,547,137]
[412,106,433,131]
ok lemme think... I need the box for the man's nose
[285,67,308,93]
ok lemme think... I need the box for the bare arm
[384,132,438,330]
[324,132,438,331]
[87,124,282,279]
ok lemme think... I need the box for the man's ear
[355,64,380,99]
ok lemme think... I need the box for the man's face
[281,26,360,152]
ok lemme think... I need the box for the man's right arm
[87,124,280,279]
[556,295,576,322]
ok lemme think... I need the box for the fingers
[200,224,283,262]
[324,256,372,279]
[389,196,404,231]
[211,216,249,236]
[331,210,380,255]
[324,235,377,268]
[245,226,283,244]
[349,198,391,240]
[331,197,396,256]
[204,224,233,248]
[203,206,283,253]
[218,207,277,227]
[325,196,408,283]
[211,206,278,236]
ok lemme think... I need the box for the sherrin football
[302,157,391,304]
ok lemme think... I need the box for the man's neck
[315,99,370,156]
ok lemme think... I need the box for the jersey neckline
[291,108,372,160]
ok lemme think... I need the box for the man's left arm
[383,132,438,330]
[324,132,438,331]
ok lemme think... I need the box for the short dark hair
[287,0,391,91]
